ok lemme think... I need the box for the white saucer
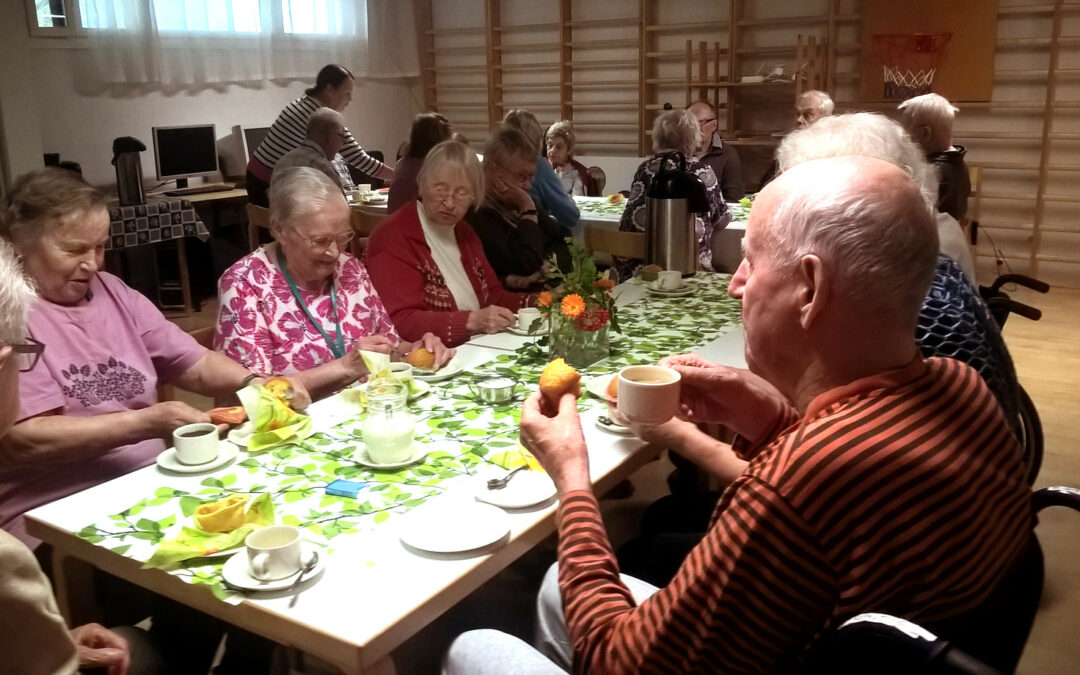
[595,415,635,436]
[399,500,510,553]
[413,356,464,383]
[227,421,254,447]
[474,470,557,509]
[505,320,548,336]
[221,544,325,592]
[583,374,617,401]
[646,281,695,297]
[355,442,428,470]
[156,442,239,473]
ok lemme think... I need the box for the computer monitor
[243,126,270,161]
[152,124,219,188]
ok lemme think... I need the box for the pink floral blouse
[215,247,399,374]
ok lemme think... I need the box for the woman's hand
[398,333,456,369]
[466,306,515,334]
[144,401,210,435]
[520,390,591,494]
[504,271,543,290]
[341,335,396,381]
[70,623,130,675]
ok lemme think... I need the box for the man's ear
[913,123,933,148]
[797,254,828,330]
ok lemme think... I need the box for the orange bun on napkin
[208,406,246,425]
[404,347,436,371]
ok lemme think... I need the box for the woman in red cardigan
[366,141,532,346]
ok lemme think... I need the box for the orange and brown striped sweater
[557,356,1032,674]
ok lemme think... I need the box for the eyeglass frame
[488,158,536,188]
[11,337,45,372]
[428,183,476,205]
[293,229,356,253]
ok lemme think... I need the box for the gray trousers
[442,563,659,674]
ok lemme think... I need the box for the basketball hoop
[872,33,952,100]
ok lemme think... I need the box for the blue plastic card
[325,479,370,498]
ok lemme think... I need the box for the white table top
[26,289,746,674]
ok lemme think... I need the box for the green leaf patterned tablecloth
[74,273,741,601]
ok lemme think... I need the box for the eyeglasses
[296,230,355,253]
[490,161,534,187]
[12,337,44,372]
[429,184,475,204]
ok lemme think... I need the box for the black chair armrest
[988,274,1050,294]
[1032,485,1080,514]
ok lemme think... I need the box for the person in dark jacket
[899,93,971,221]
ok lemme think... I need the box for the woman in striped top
[245,64,393,206]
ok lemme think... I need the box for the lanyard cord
[276,249,345,359]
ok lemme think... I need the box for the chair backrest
[585,227,646,259]
[158,326,217,402]
[587,166,607,196]
[246,203,271,251]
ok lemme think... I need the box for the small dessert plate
[156,442,239,473]
[355,442,428,470]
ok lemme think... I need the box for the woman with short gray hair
[617,109,730,280]
[216,167,453,398]
[366,141,533,346]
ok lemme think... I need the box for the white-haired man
[795,89,835,129]
[275,107,351,192]
[899,93,971,220]
[442,156,1032,673]
[687,100,745,201]
[0,239,148,674]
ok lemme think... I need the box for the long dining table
[25,274,745,674]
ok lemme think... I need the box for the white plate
[583,374,617,401]
[355,442,428,470]
[646,281,695,297]
[156,442,240,473]
[413,355,464,383]
[399,500,511,553]
[595,415,635,436]
[474,469,556,509]
[227,421,254,447]
[221,544,325,592]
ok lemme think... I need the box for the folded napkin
[359,349,424,396]
[238,384,313,453]
[144,493,275,569]
[490,445,546,472]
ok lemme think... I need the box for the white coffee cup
[517,307,542,332]
[389,361,414,382]
[347,189,362,202]
[359,183,372,194]
[616,365,681,425]
[246,525,302,581]
[657,270,684,290]
[172,423,219,465]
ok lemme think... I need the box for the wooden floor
[170,286,1080,672]
[1006,286,1080,674]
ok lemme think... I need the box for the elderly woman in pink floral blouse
[216,168,452,399]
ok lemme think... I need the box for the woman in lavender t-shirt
[0,168,286,547]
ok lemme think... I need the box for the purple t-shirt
[1,272,205,546]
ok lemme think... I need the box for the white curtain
[80,0,417,86]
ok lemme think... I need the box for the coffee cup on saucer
[656,270,683,291]
[389,362,414,387]
[172,422,220,465]
[616,365,681,425]
[358,183,372,195]
[246,525,302,581]
[517,307,542,332]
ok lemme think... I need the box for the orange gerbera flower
[560,293,585,319]
[537,291,552,308]
[593,278,616,290]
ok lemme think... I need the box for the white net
[882,65,937,99]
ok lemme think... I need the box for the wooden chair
[587,166,607,196]
[585,227,646,259]
[246,203,271,252]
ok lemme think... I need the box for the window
[27,0,355,37]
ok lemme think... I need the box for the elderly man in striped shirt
[443,155,1033,674]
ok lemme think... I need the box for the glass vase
[549,312,610,368]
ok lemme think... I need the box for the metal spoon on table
[487,465,527,491]
[287,551,320,607]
